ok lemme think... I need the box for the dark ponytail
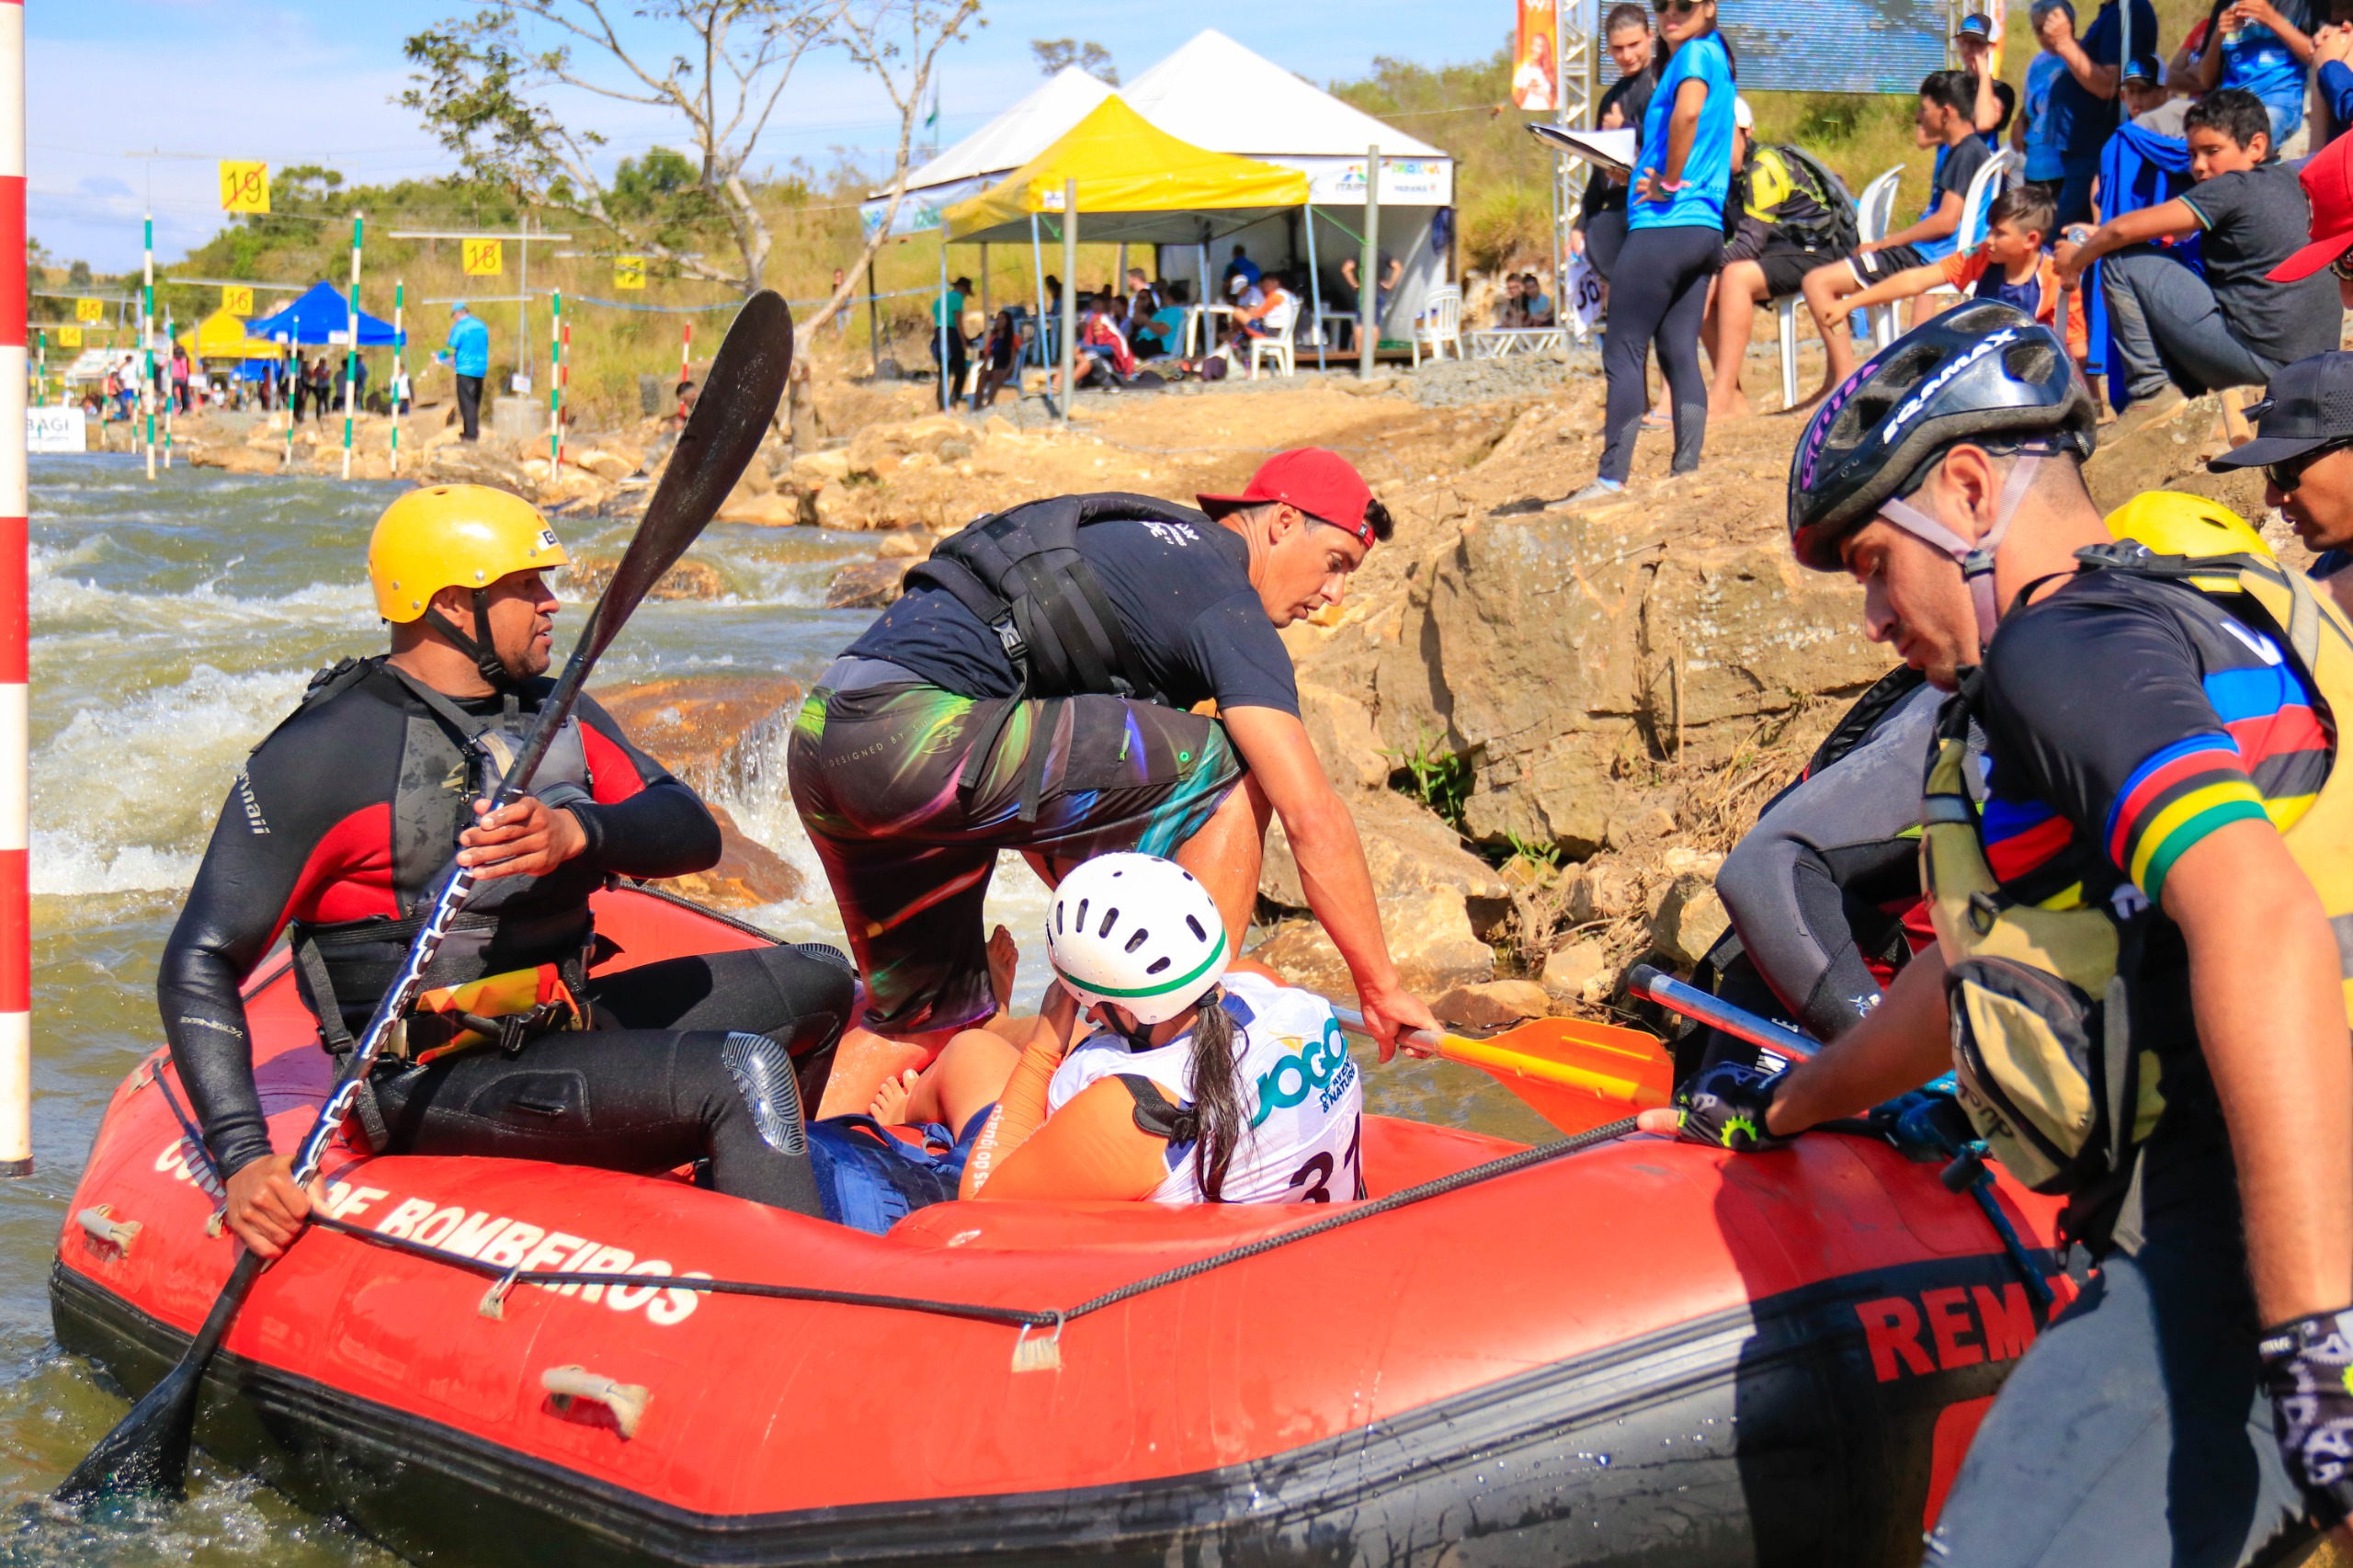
[1183,986,1252,1201]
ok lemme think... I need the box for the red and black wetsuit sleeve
[565,691,724,878]
[156,671,721,1178]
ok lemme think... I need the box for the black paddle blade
[56,1249,264,1506]
[583,290,792,665]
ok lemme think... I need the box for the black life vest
[904,492,1208,706]
[278,657,596,1051]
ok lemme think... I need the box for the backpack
[1772,144,1861,256]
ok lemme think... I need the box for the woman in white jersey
[876,853,1364,1204]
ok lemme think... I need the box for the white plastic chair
[1917,150,2021,322]
[1411,285,1464,366]
[1777,165,1904,405]
[1248,298,1299,379]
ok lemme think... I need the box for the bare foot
[985,924,1018,1015]
[1709,389,1753,420]
[870,1068,918,1124]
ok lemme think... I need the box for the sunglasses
[1654,0,1703,14]
[2332,248,2353,282]
[2265,439,2353,492]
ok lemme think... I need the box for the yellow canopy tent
[944,97,1308,244]
[177,307,285,361]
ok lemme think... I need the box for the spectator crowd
[1535,0,2353,505]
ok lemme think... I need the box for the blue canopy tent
[240,281,404,347]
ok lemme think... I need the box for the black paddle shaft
[56,290,795,1508]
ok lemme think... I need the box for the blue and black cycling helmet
[1788,301,2097,572]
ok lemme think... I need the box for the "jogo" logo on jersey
[1251,1020,1356,1129]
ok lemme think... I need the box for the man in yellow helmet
[159,485,852,1256]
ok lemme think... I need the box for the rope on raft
[304,1114,1642,1353]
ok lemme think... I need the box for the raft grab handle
[541,1365,650,1438]
[77,1207,142,1256]
[304,1113,1640,1369]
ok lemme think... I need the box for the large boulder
[824,557,912,609]
[587,674,812,912]
[1254,790,1505,998]
[1295,509,1888,864]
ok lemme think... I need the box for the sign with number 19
[219,162,269,214]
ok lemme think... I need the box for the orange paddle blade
[1434,1018,1673,1135]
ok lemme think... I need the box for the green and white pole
[546,287,562,466]
[32,329,40,407]
[339,211,362,481]
[141,212,154,479]
[389,279,404,475]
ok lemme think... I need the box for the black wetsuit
[1687,667,1976,1074]
[159,657,850,1214]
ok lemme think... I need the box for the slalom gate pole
[547,288,562,466]
[390,280,403,475]
[340,212,361,481]
[0,0,29,1176]
[558,319,570,463]
[280,332,293,470]
[680,321,691,408]
[142,214,154,479]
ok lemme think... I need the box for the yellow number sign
[222,285,254,317]
[462,239,504,278]
[58,326,81,348]
[74,299,103,323]
[613,256,646,290]
[219,162,270,214]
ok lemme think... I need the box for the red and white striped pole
[0,0,31,1177]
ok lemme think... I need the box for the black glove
[2260,1308,2353,1527]
[1673,1060,1793,1153]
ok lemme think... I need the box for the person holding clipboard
[1562,0,1737,506]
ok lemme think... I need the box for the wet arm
[155,779,319,1178]
[2165,820,2353,1323]
[1221,705,1435,1056]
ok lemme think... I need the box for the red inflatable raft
[53,885,2069,1566]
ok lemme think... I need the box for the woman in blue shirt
[1567,0,1737,505]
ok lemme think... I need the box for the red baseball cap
[2270,131,2353,282]
[1197,449,1383,547]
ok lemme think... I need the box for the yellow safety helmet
[2104,491,2274,562]
[367,484,568,623]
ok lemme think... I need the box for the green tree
[1029,38,1115,84]
[401,0,983,324]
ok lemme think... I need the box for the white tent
[1120,30,1455,340]
[860,67,1115,239]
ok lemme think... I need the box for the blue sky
[32,1,1498,274]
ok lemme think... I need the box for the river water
[0,454,1543,1562]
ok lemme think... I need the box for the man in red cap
[786,449,1442,1111]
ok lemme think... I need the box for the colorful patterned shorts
[786,664,1245,1033]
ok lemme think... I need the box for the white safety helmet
[1046,853,1229,1027]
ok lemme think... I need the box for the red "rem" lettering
[1972,1284,2037,1362]
[1859,1278,2056,1382]
[1858,1296,1936,1381]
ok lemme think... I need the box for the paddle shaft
[1329,1005,1656,1100]
[1625,965,1820,1063]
